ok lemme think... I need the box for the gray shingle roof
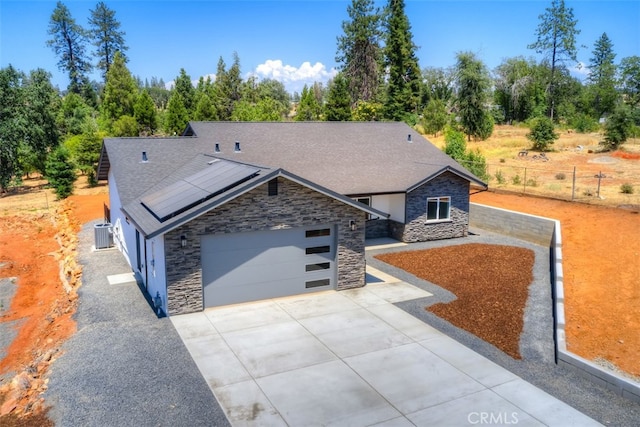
[100,122,486,237]
[183,121,486,194]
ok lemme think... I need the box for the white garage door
[201,225,336,308]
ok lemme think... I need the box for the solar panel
[141,160,260,222]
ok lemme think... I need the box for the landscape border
[469,202,640,404]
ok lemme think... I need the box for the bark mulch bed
[375,243,535,359]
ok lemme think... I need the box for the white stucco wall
[371,194,405,222]
[145,235,167,314]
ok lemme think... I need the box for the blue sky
[1,0,638,94]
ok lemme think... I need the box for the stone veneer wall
[365,218,389,239]
[394,171,470,242]
[164,177,367,315]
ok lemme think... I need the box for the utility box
[94,223,113,249]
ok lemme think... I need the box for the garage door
[201,225,336,308]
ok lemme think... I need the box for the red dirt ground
[471,191,640,377]
[0,179,108,422]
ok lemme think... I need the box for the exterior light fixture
[350,220,356,231]
[180,235,187,248]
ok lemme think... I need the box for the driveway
[172,265,601,426]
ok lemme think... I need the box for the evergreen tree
[46,1,92,95]
[45,146,77,199]
[383,0,421,121]
[174,68,195,115]
[57,92,94,136]
[586,33,617,118]
[194,93,217,121]
[256,79,291,118]
[325,74,352,121]
[336,0,383,105]
[101,51,137,128]
[213,53,243,120]
[619,56,640,107]
[528,0,581,120]
[23,69,60,174]
[88,1,128,80]
[422,99,448,137]
[0,66,26,191]
[455,52,493,140]
[165,93,189,135]
[295,85,322,121]
[134,89,157,135]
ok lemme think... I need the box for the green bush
[526,178,538,187]
[620,183,634,194]
[512,175,521,185]
[602,105,633,151]
[571,113,600,133]
[45,146,77,199]
[527,117,558,151]
[494,170,505,184]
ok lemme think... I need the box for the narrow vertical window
[268,178,278,196]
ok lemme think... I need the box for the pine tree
[619,56,640,107]
[455,52,493,141]
[134,89,157,134]
[88,1,128,80]
[174,68,195,115]
[45,146,77,199]
[325,74,352,121]
[46,1,92,95]
[383,0,421,121]
[336,0,383,105]
[295,85,321,121]
[528,0,581,120]
[586,33,618,117]
[101,51,138,128]
[165,93,189,135]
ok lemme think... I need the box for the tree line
[1,0,638,197]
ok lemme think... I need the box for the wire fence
[458,159,640,205]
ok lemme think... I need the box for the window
[306,246,331,255]
[305,228,331,238]
[354,197,370,206]
[426,197,451,222]
[306,262,330,272]
[305,279,330,288]
[268,178,278,196]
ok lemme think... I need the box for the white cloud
[570,61,590,81]
[252,59,338,93]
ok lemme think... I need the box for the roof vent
[215,143,220,153]
[407,134,412,143]
[141,151,148,162]
[234,141,241,152]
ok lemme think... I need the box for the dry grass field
[427,125,640,208]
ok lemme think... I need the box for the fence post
[523,167,528,193]
[572,166,576,201]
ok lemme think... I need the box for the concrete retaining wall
[470,202,640,404]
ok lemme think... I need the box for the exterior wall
[145,235,167,315]
[371,193,405,222]
[164,177,367,315]
[469,203,554,247]
[365,218,390,239]
[108,169,136,270]
[396,172,470,242]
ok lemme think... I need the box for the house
[97,122,487,315]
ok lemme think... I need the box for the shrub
[527,117,558,151]
[602,105,633,151]
[499,158,506,163]
[571,113,600,133]
[45,146,77,199]
[620,183,634,194]
[494,170,505,184]
[526,178,538,187]
[555,172,566,180]
[512,175,521,185]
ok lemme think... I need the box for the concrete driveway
[172,266,600,426]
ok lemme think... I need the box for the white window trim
[426,196,451,223]
[353,197,373,220]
